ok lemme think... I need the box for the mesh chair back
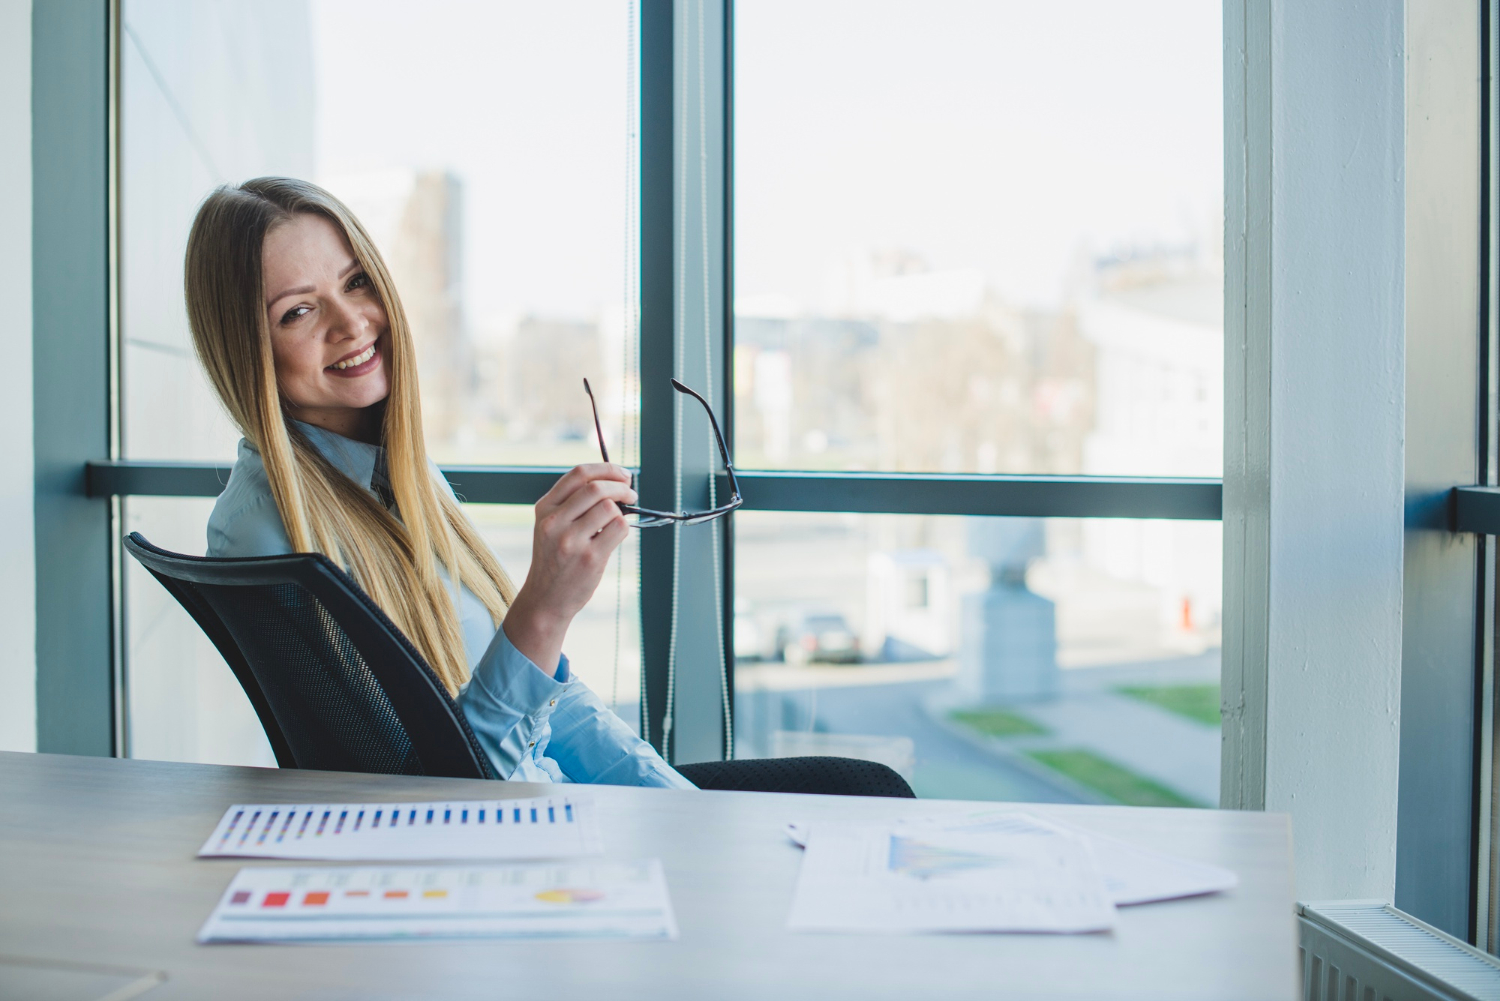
[124,533,494,780]
[676,756,916,798]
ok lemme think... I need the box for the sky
[312,0,1221,323]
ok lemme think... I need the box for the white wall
[1223,0,1406,900]
[0,0,36,753]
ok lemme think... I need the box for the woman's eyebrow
[266,260,360,309]
[266,284,313,308]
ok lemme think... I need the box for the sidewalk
[929,652,1222,806]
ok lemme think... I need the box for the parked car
[775,611,861,665]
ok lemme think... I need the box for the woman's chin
[325,376,391,411]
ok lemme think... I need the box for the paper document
[198,798,600,861]
[787,811,1238,907]
[787,822,1116,934]
[903,810,1239,906]
[197,861,677,944]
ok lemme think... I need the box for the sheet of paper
[787,822,1116,934]
[198,798,600,861]
[899,811,1239,906]
[787,812,1238,907]
[197,860,677,943]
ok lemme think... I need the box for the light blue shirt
[206,422,693,790]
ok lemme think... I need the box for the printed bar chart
[198,862,677,943]
[198,798,600,861]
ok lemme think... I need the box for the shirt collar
[292,420,382,492]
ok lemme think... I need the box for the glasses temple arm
[670,378,736,478]
[583,378,612,464]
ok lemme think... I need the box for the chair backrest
[124,533,494,780]
[675,756,916,798]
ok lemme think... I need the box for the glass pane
[125,498,640,766]
[120,0,638,466]
[124,496,276,765]
[734,512,1222,805]
[734,1,1222,476]
[119,2,642,763]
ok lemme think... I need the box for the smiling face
[262,212,392,439]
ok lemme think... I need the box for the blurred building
[733,250,1096,476]
[1073,248,1225,653]
[497,316,604,445]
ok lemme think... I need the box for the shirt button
[549,699,556,707]
[528,741,536,747]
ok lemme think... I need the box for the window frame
[79,0,1227,767]
[47,0,1265,852]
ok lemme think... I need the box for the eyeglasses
[584,377,743,528]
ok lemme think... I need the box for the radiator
[1299,901,1500,1001]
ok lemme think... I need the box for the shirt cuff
[469,624,571,719]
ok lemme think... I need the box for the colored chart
[535,888,606,905]
[198,862,676,943]
[887,835,1010,881]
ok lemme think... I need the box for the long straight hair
[184,177,515,694]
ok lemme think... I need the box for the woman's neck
[286,400,385,445]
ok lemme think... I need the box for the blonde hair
[184,177,515,694]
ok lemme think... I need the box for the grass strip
[1027,748,1200,807]
[1117,684,1221,726]
[949,708,1049,738]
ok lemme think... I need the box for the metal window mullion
[637,0,729,764]
[32,1,115,756]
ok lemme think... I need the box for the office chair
[125,533,915,798]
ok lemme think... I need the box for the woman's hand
[502,463,636,676]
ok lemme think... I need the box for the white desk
[0,751,1297,1000]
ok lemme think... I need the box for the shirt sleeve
[544,678,697,790]
[455,623,570,780]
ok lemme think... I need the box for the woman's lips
[327,343,379,378]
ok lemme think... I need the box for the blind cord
[696,0,733,760]
[613,0,638,719]
[661,0,691,762]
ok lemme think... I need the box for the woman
[185,176,691,789]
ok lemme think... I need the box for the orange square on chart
[303,891,330,906]
[384,890,409,899]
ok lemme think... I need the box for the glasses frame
[584,377,742,528]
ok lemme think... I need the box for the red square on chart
[262,892,290,908]
[303,891,330,906]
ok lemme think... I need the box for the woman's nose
[325,296,369,339]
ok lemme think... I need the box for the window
[728,1,1224,805]
[119,0,641,761]
[105,0,1225,812]
[734,0,1222,478]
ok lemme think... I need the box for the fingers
[552,477,637,526]
[575,492,630,540]
[592,510,631,551]
[537,463,633,514]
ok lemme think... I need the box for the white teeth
[331,345,376,370]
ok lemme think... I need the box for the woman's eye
[347,272,369,291]
[280,305,311,325]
